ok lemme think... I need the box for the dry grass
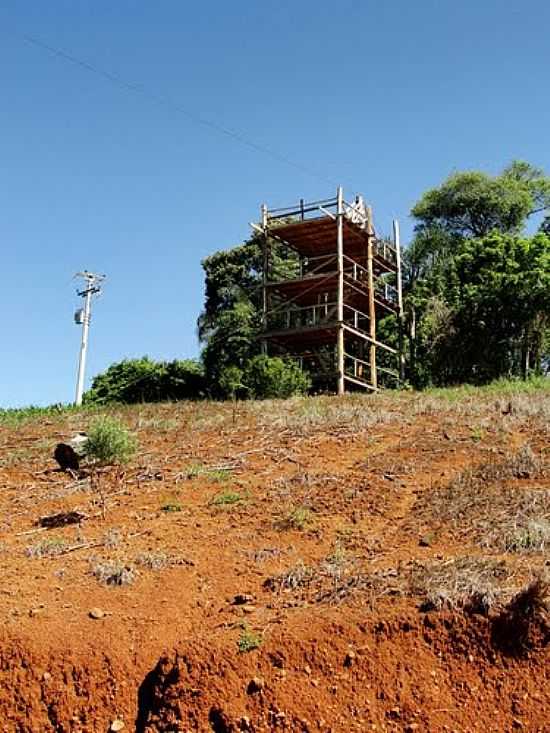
[419,445,549,552]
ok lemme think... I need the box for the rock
[239,716,251,730]
[110,720,125,732]
[42,672,52,683]
[405,724,420,732]
[304,664,312,675]
[344,651,356,667]
[233,593,254,605]
[241,605,256,614]
[247,676,265,694]
[89,607,105,620]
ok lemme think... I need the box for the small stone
[344,651,356,667]
[239,716,251,730]
[512,720,524,730]
[247,677,264,694]
[89,607,105,620]
[110,721,125,732]
[405,725,419,732]
[304,664,312,675]
[42,672,52,683]
[241,605,256,614]
[233,593,254,605]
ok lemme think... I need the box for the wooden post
[336,186,345,395]
[366,206,377,389]
[393,219,405,384]
[261,203,268,355]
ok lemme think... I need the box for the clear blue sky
[1,1,549,407]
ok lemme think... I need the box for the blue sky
[1,1,549,407]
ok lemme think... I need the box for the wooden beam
[336,186,345,396]
[366,205,377,389]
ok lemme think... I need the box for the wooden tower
[256,187,403,394]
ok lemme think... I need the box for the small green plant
[160,498,183,512]
[209,490,243,507]
[237,624,262,653]
[470,426,484,442]
[86,417,137,466]
[277,506,313,531]
[187,462,230,482]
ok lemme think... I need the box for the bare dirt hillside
[0,388,549,732]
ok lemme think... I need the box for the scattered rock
[247,676,265,694]
[89,607,105,620]
[344,651,356,667]
[232,593,254,605]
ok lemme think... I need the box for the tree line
[84,160,550,404]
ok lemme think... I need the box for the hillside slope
[0,386,548,732]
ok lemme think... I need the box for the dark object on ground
[38,510,88,528]
[54,443,80,471]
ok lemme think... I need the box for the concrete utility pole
[74,271,105,406]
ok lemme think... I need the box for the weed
[470,426,485,442]
[237,624,262,653]
[102,528,122,548]
[26,537,68,558]
[276,506,313,531]
[90,559,136,586]
[505,519,550,553]
[160,498,183,512]
[86,417,137,466]
[264,560,315,591]
[186,463,230,482]
[135,552,170,571]
[209,490,243,507]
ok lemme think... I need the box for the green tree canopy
[406,160,550,388]
[84,357,206,404]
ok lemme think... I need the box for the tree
[411,161,550,240]
[198,229,299,396]
[405,161,550,386]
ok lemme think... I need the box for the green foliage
[406,161,550,387]
[243,355,311,399]
[237,625,262,653]
[86,416,137,466]
[84,357,206,405]
[198,231,302,397]
[412,161,550,238]
[209,489,243,506]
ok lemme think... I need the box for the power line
[18,32,342,190]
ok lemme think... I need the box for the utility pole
[74,271,105,406]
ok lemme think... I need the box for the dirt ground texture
[0,388,549,732]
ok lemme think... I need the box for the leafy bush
[84,357,206,404]
[243,355,311,399]
[86,417,137,466]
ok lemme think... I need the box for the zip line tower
[255,187,403,394]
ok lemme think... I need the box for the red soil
[0,393,548,732]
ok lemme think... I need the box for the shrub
[243,355,311,399]
[84,356,206,404]
[86,417,137,466]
